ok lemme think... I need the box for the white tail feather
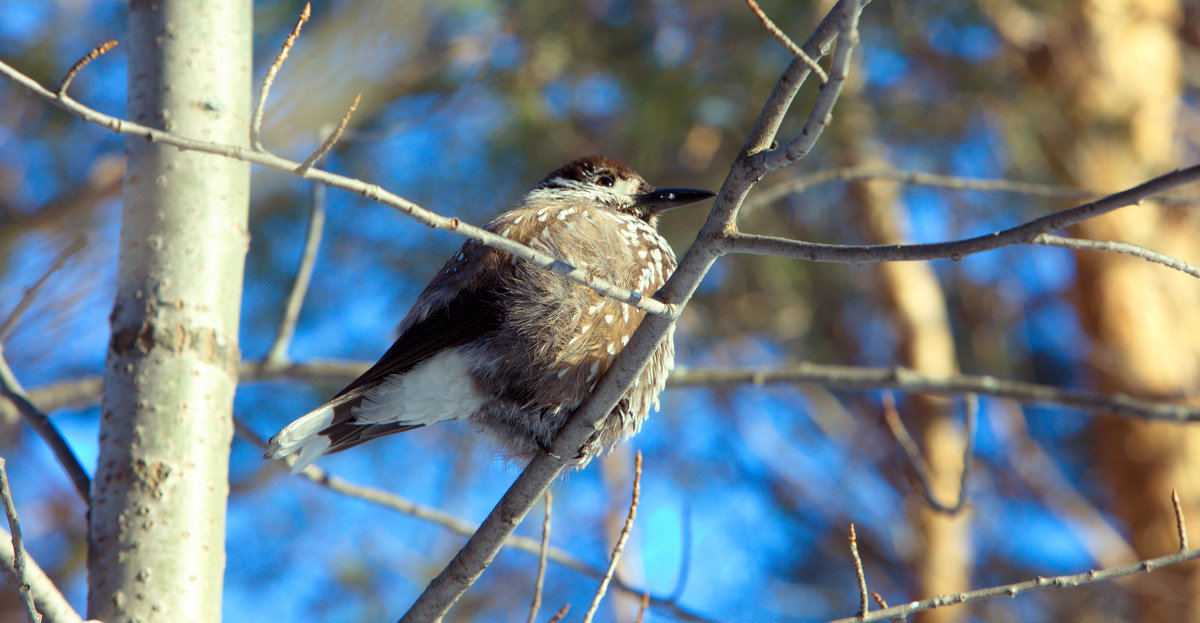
[265,403,336,474]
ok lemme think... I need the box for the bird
[264,155,715,473]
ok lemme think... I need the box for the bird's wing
[331,259,505,401]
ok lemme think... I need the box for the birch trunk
[87,1,251,621]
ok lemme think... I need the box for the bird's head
[529,155,715,226]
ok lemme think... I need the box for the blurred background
[2,0,1200,621]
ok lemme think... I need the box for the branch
[1032,234,1200,279]
[264,183,327,366]
[848,524,868,617]
[0,235,87,343]
[0,458,39,623]
[0,57,674,319]
[582,452,642,623]
[17,356,1200,428]
[823,545,1200,622]
[0,353,89,503]
[526,491,552,623]
[401,2,867,618]
[0,529,81,623]
[722,165,1200,265]
[744,0,828,83]
[881,393,975,514]
[252,2,310,150]
[669,362,1200,422]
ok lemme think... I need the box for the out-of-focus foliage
[2,0,1199,621]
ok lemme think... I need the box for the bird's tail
[265,398,345,474]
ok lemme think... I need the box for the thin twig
[0,458,40,623]
[1173,489,1189,551]
[546,604,569,623]
[0,353,89,503]
[825,545,1200,622]
[57,40,117,97]
[295,93,361,175]
[526,490,553,623]
[265,182,326,365]
[880,393,974,514]
[745,0,828,83]
[849,523,868,617]
[583,451,643,623]
[0,235,86,343]
[870,591,888,609]
[635,592,651,623]
[669,362,1200,422]
[252,2,311,150]
[1033,234,1200,279]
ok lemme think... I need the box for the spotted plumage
[265,155,714,473]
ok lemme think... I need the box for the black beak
[637,187,716,213]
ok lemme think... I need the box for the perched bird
[265,155,714,473]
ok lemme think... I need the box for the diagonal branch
[0,528,81,623]
[0,58,674,319]
[0,458,40,623]
[0,353,89,503]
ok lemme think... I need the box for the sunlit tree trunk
[87,1,251,621]
[1023,0,1198,619]
[839,95,970,623]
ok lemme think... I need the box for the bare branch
[265,183,327,366]
[743,166,1099,215]
[0,235,86,343]
[745,0,828,83]
[749,0,863,174]
[723,166,1200,265]
[17,355,1200,432]
[1174,489,1189,551]
[526,491,552,623]
[0,458,39,623]
[57,40,117,97]
[881,393,974,515]
[583,451,642,623]
[252,2,311,150]
[849,523,868,617]
[823,545,1200,622]
[1032,234,1200,279]
[0,58,673,319]
[0,353,89,503]
[0,529,81,623]
[295,93,361,175]
[669,362,1200,422]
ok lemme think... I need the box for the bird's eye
[597,174,615,187]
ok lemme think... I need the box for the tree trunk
[87,2,251,621]
[1023,0,1198,620]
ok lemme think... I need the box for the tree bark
[1022,0,1198,620]
[87,2,251,621]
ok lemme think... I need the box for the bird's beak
[637,187,717,214]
